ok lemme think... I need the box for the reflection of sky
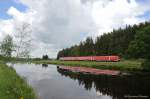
[12,63,57,82]
[11,63,112,99]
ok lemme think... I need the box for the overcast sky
[0,0,150,58]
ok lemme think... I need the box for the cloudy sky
[0,0,150,58]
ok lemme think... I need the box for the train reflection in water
[57,67,150,99]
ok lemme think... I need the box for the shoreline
[33,60,143,73]
[0,63,37,99]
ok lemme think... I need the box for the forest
[57,22,150,60]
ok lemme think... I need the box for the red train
[59,56,120,62]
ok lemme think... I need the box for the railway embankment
[33,60,143,72]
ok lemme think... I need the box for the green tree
[127,26,150,70]
[83,37,95,56]
[42,55,49,60]
[127,26,150,59]
[0,35,14,57]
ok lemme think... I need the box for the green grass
[0,63,37,99]
[33,60,143,72]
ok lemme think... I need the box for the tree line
[57,21,150,60]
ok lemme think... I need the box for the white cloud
[0,0,150,58]
[91,0,149,35]
[0,19,14,38]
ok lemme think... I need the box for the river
[9,63,150,99]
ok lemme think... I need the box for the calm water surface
[10,63,150,99]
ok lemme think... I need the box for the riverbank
[33,60,143,72]
[0,58,144,72]
[0,63,37,99]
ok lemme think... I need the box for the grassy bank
[0,63,37,99]
[33,60,143,72]
[0,57,144,72]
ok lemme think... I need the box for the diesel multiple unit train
[59,56,120,62]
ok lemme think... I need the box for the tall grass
[0,63,37,99]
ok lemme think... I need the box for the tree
[0,35,14,57]
[83,37,95,56]
[14,22,32,58]
[42,55,49,60]
[127,26,150,59]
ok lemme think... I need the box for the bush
[42,55,49,60]
[142,59,150,71]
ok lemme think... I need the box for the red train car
[59,56,120,62]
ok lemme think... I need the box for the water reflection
[57,67,150,99]
[42,64,48,68]
[11,63,150,99]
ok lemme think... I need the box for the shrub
[42,55,49,60]
[142,59,150,71]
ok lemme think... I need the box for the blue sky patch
[136,0,150,5]
[0,0,27,19]
[138,10,150,20]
